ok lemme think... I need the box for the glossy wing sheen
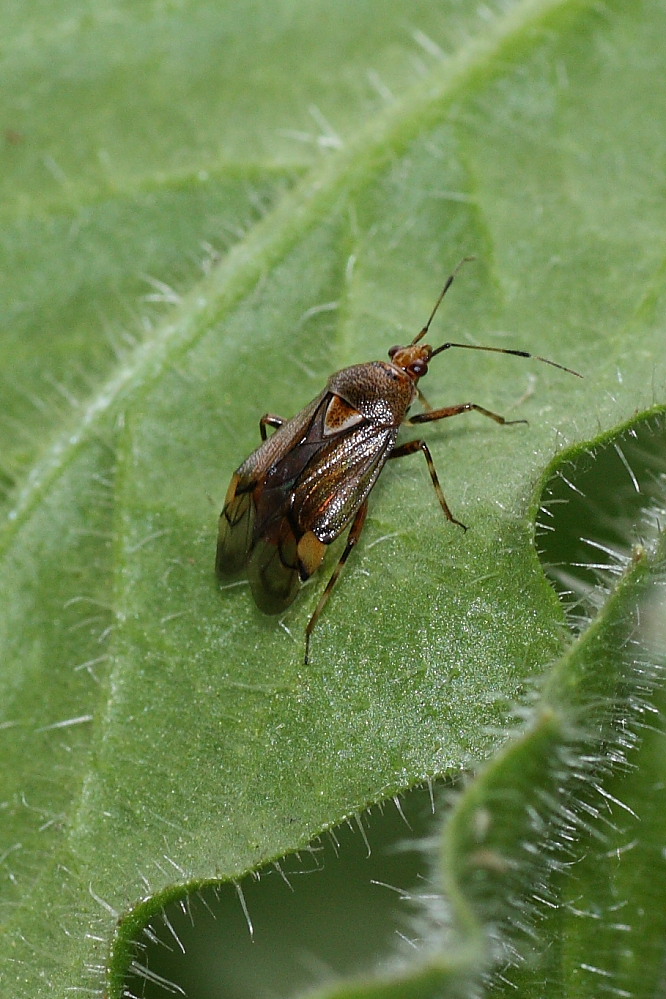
[246,392,398,614]
[292,416,397,544]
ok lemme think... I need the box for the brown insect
[216,260,580,662]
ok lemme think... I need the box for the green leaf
[302,512,666,999]
[1,1,665,996]
[126,415,666,998]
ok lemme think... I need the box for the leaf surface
[1,1,665,995]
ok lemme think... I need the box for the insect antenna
[411,256,475,346]
[430,340,582,377]
[414,258,582,378]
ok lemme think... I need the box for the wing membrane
[217,389,396,610]
[215,473,256,576]
[247,518,301,614]
[215,393,325,578]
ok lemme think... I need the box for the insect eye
[409,360,428,377]
[388,344,402,358]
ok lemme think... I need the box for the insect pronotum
[216,259,581,663]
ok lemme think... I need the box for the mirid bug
[216,260,580,663]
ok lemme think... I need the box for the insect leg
[389,440,467,531]
[408,402,527,427]
[259,413,285,441]
[304,500,369,665]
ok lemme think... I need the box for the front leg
[408,402,526,427]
